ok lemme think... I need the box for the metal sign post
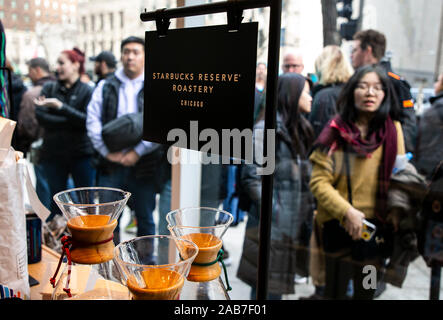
[140,0,282,300]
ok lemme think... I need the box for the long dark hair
[336,64,402,135]
[277,73,314,158]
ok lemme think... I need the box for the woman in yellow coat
[309,65,405,300]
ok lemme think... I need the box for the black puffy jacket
[35,79,94,160]
[309,83,344,139]
[414,93,443,178]
[379,61,417,153]
[236,116,316,295]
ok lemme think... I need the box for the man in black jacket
[351,29,417,153]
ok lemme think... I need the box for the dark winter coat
[236,116,315,295]
[309,83,344,139]
[9,73,27,152]
[10,73,27,122]
[16,76,55,155]
[414,92,443,179]
[35,79,94,160]
[379,61,417,153]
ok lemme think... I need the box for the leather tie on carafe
[49,234,114,298]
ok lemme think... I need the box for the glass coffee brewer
[49,187,131,300]
[114,235,199,300]
[166,207,234,300]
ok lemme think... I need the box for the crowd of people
[239,28,442,300]
[2,27,443,300]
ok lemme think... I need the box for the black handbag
[101,113,143,152]
[323,149,393,261]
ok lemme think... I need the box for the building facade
[76,0,178,73]
[360,0,443,87]
[1,0,78,73]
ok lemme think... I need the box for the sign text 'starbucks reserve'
[151,72,242,108]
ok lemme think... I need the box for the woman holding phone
[309,65,405,300]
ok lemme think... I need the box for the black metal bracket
[227,0,244,32]
[140,0,270,22]
[155,8,171,38]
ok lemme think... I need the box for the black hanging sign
[144,23,258,159]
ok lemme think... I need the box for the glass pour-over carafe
[49,187,131,300]
[114,235,199,300]
[166,207,233,300]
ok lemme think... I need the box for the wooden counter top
[28,245,60,300]
[27,245,130,300]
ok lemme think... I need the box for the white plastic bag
[0,118,30,298]
[0,118,49,299]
